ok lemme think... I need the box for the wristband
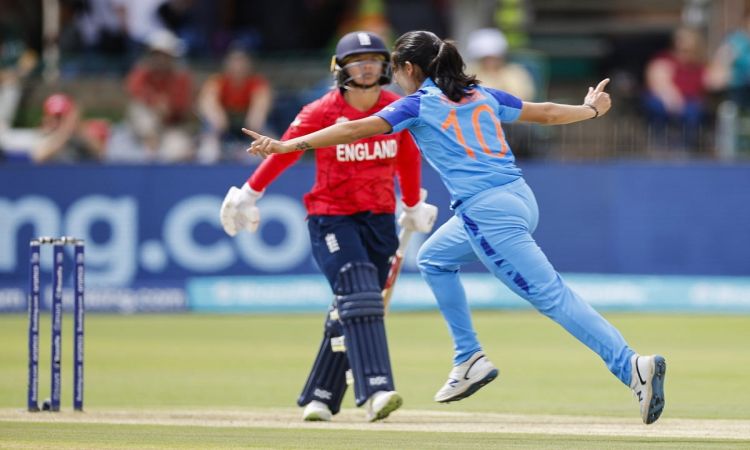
[403,200,421,211]
[584,103,599,118]
[242,183,263,198]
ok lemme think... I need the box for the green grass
[1,311,749,448]
[1,422,749,449]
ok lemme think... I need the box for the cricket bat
[382,188,427,313]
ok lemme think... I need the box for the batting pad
[298,306,349,414]
[335,262,395,406]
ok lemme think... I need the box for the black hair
[392,31,477,102]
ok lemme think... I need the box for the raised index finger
[594,78,610,93]
[242,128,261,140]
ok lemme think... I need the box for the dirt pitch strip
[1,408,749,440]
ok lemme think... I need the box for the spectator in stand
[643,27,708,152]
[61,0,128,58]
[466,28,537,157]
[0,23,38,130]
[56,0,133,75]
[32,93,109,163]
[466,28,535,101]
[125,29,194,162]
[197,46,272,163]
[112,0,166,51]
[706,13,750,110]
[157,0,204,56]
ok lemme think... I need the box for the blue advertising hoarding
[1,162,749,313]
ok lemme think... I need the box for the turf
[1,421,749,449]
[1,311,749,448]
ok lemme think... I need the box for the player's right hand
[220,184,263,236]
[242,128,287,158]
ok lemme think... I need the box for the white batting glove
[220,184,263,236]
[398,200,438,233]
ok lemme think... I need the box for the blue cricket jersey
[375,78,523,204]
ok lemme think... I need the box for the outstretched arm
[519,78,611,125]
[244,116,391,157]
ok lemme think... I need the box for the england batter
[244,30,668,425]
[220,31,437,422]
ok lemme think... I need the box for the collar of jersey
[417,77,441,95]
[419,77,437,91]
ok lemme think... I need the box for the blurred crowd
[642,19,750,155]
[2,0,750,163]
[0,0,452,164]
[2,26,274,163]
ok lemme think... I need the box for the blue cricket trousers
[307,212,398,290]
[417,178,635,385]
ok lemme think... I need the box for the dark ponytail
[392,31,477,102]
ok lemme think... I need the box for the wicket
[27,236,85,412]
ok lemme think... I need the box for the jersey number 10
[441,104,510,159]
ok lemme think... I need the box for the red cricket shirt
[248,89,421,215]
[125,65,192,124]
[215,74,269,114]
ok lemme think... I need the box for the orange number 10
[440,109,475,158]
[441,105,509,159]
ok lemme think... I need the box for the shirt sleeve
[485,87,523,123]
[282,101,324,140]
[247,101,323,190]
[247,152,304,191]
[374,94,420,133]
[395,131,421,207]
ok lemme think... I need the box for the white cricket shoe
[434,351,499,403]
[630,354,667,425]
[302,400,332,422]
[365,390,402,422]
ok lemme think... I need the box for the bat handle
[397,228,413,254]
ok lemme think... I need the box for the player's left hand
[243,128,287,158]
[583,78,612,117]
[399,200,438,233]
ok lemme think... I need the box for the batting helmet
[331,31,392,88]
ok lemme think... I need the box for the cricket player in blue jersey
[243,30,667,425]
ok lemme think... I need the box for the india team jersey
[375,78,523,204]
[249,89,421,215]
